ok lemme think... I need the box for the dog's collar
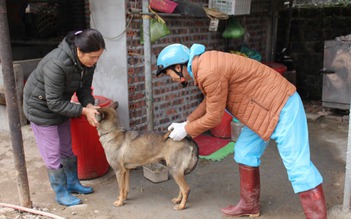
[99,128,126,138]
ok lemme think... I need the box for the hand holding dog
[168,121,188,141]
[82,103,100,127]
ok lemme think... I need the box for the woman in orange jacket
[156,43,326,218]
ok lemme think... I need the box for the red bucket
[70,95,112,179]
[210,111,233,138]
[263,62,287,76]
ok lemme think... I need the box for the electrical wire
[89,3,134,41]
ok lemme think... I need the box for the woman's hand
[82,103,100,127]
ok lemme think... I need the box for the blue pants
[234,92,323,193]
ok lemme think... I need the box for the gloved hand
[167,121,188,141]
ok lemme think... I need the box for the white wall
[89,0,129,128]
[0,1,129,132]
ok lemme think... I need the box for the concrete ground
[1,102,351,219]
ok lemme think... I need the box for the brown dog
[95,102,199,210]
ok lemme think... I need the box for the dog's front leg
[172,190,182,204]
[124,170,130,198]
[114,169,126,207]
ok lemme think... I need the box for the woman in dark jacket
[23,28,105,206]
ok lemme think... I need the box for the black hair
[65,28,105,53]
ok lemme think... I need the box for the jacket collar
[58,38,86,71]
[187,44,205,78]
[191,56,200,86]
[71,46,85,71]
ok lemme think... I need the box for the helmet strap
[170,65,188,88]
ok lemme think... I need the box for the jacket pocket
[37,94,46,100]
[250,98,269,111]
[32,89,46,101]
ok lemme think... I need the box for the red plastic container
[263,62,287,76]
[210,111,233,138]
[70,95,112,180]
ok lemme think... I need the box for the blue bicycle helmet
[156,44,190,76]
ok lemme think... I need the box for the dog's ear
[162,130,172,141]
[110,101,119,109]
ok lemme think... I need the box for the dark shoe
[61,156,93,194]
[47,168,82,206]
[299,184,327,219]
[221,164,261,217]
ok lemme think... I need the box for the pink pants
[30,119,75,169]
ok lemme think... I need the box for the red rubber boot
[299,184,327,219]
[221,164,261,217]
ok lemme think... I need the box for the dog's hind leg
[171,173,190,210]
[114,169,127,207]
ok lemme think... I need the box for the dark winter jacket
[23,38,95,126]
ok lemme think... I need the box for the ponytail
[65,29,105,53]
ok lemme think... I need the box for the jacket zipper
[80,69,85,88]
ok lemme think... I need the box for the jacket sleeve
[43,59,82,117]
[185,68,228,138]
[187,98,206,122]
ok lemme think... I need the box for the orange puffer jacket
[185,51,296,141]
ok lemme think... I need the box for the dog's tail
[184,138,199,175]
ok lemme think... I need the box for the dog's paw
[173,204,185,210]
[172,198,181,204]
[113,200,124,207]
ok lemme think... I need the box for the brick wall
[125,0,275,131]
